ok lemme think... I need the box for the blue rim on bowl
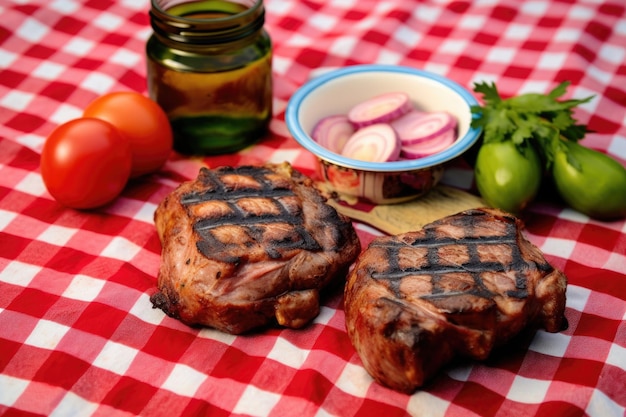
[286,64,482,172]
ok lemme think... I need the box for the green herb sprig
[470,81,594,169]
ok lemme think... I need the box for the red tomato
[41,118,132,209]
[83,92,173,178]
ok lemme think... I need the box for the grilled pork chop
[344,207,567,393]
[151,162,360,334]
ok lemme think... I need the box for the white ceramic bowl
[285,64,482,204]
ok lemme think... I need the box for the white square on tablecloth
[557,208,589,223]
[0,209,17,232]
[313,407,336,417]
[598,43,626,65]
[440,39,467,55]
[287,34,311,47]
[233,385,281,417]
[0,49,18,68]
[14,173,47,197]
[62,37,95,56]
[110,49,142,67]
[16,134,45,152]
[605,342,626,371]
[585,388,626,417]
[32,61,66,81]
[0,375,29,407]
[24,319,71,350]
[132,202,158,225]
[528,330,570,358]
[93,12,124,31]
[604,251,626,275]
[537,52,568,70]
[334,362,371,398]
[540,237,576,260]
[407,390,449,417]
[129,294,166,326]
[609,137,626,163]
[503,23,533,40]
[197,327,237,345]
[120,0,149,10]
[0,91,34,112]
[486,47,516,64]
[49,391,98,417]
[555,28,581,43]
[309,14,337,31]
[586,65,613,85]
[520,1,549,16]
[458,15,486,30]
[16,18,49,43]
[50,0,80,14]
[354,16,377,31]
[134,27,152,42]
[50,103,83,125]
[373,2,393,14]
[423,63,449,77]
[272,56,291,76]
[265,0,290,15]
[81,72,116,95]
[162,364,207,397]
[330,0,356,7]
[0,260,42,287]
[566,285,591,313]
[267,149,302,165]
[37,224,77,247]
[329,36,359,58]
[394,26,421,47]
[506,375,551,404]
[100,236,142,262]
[62,274,106,302]
[267,337,310,369]
[313,305,335,326]
[569,5,593,20]
[412,5,441,23]
[92,340,138,375]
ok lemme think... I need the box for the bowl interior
[288,66,480,172]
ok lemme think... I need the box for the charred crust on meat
[150,291,168,310]
[150,291,181,321]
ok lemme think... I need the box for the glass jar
[146,0,272,155]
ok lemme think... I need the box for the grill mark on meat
[181,166,322,263]
[369,213,555,303]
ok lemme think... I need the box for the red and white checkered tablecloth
[1,0,625,416]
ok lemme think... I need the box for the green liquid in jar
[147,0,272,155]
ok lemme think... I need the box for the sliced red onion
[347,92,412,128]
[311,115,355,154]
[392,111,457,145]
[401,128,457,159]
[341,123,401,162]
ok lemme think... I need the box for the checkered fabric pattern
[1,0,625,416]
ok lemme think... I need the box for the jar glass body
[146,0,272,155]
